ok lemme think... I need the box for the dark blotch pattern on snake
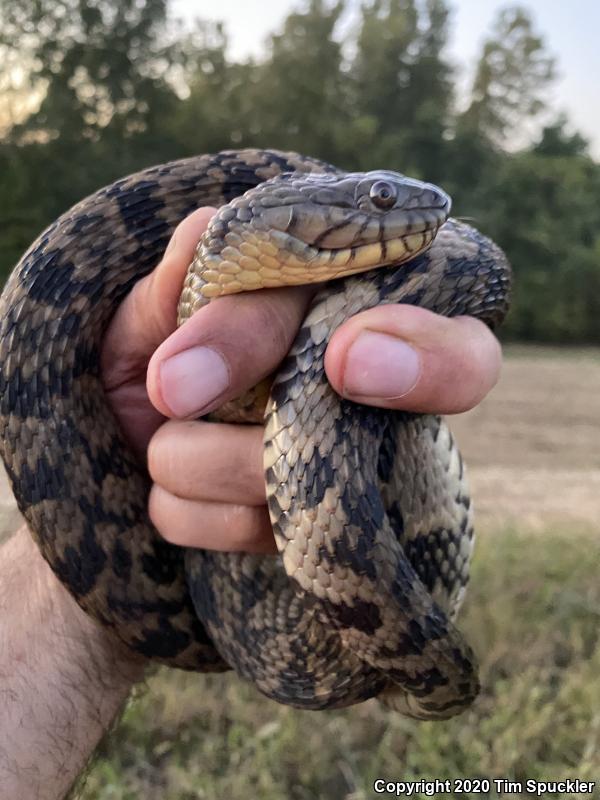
[0,149,511,719]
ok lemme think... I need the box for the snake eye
[369,180,397,209]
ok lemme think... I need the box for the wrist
[0,526,145,799]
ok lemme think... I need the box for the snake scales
[0,149,510,719]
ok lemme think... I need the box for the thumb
[101,207,217,390]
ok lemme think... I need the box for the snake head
[191,170,451,299]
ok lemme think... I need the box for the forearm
[0,527,145,800]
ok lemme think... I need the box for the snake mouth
[267,210,447,286]
[311,226,441,277]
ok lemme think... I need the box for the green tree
[478,146,600,343]
[533,116,589,159]
[402,0,454,180]
[352,0,454,179]
[448,6,556,215]
[0,0,184,276]
[168,21,258,155]
[459,5,555,145]
[0,0,181,145]
[248,0,350,164]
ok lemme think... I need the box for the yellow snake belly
[0,149,511,719]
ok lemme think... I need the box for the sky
[172,0,600,158]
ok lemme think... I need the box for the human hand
[102,209,502,555]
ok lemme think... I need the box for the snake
[0,149,511,720]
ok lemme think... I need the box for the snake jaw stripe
[0,149,511,719]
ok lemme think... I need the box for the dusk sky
[173,0,600,157]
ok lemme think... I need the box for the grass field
[2,346,599,798]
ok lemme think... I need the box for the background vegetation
[1,0,599,343]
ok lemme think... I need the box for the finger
[149,485,276,553]
[102,207,217,390]
[147,285,315,419]
[148,420,265,506]
[324,305,502,414]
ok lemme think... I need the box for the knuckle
[147,421,194,491]
[222,504,256,550]
[232,292,299,359]
[148,485,181,544]
[146,429,166,482]
[252,297,294,351]
[458,322,502,394]
[221,504,269,551]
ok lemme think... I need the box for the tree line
[1,0,598,343]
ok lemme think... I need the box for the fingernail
[343,331,421,399]
[160,346,230,417]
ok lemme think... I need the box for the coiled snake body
[0,150,511,719]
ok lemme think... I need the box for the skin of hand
[0,206,500,800]
[0,527,145,800]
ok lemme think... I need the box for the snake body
[0,149,511,719]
